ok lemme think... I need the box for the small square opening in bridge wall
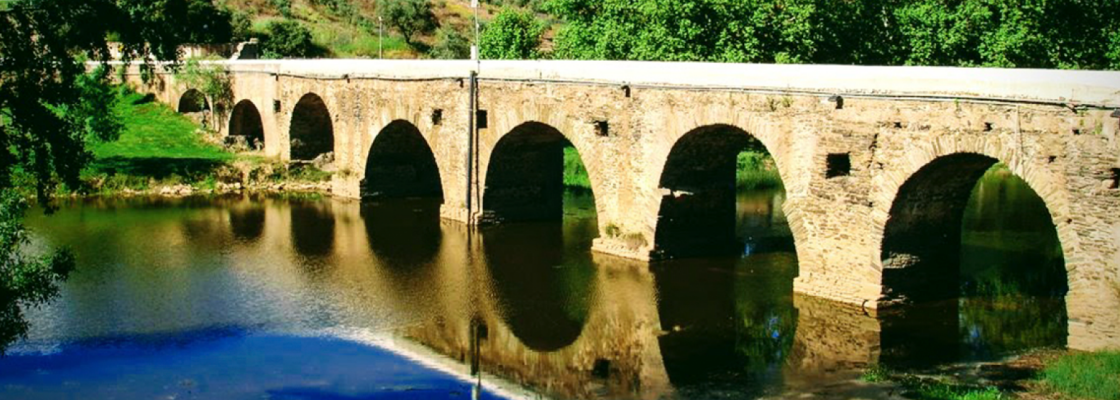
[826,153,852,178]
[476,110,488,129]
[1110,168,1119,189]
[432,109,443,126]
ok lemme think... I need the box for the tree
[261,19,318,58]
[376,0,437,46]
[429,26,470,59]
[547,0,1120,69]
[479,8,544,60]
[183,0,234,44]
[0,0,185,354]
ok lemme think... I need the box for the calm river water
[4,168,1066,399]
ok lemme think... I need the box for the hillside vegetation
[210,0,1117,70]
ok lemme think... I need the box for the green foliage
[547,0,1120,69]
[0,192,76,355]
[377,0,438,45]
[271,0,293,18]
[737,151,782,190]
[183,0,236,44]
[909,383,1004,400]
[429,26,470,59]
[175,59,234,123]
[563,146,591,190]
[1041,351,1120,400]
[261,19,319,58]
[0,0,189,352]
[229,9,254,41]
[861,364,892,382]
[479,8,543,59]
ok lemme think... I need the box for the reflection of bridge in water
[206,195,1050,399]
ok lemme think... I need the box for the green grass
[737,151,783,190]
[909,383,1004,400]
[860,365,1004,400]
[861,364,892,382]
[81,89,232,191]
[563,146,592,190]
[1041,351,1120,400]
[91,90,231,163]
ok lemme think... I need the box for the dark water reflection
[9,171,1067,399]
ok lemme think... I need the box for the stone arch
[652,124,794,259]
[482,121,597,222]
[289,93,335,161]
[875,147,1073,305]
[362,120,443,201]
[178,89,209,113]
[228,99,265,150]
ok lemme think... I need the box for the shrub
[261,20,317,58]
[479,8,544,60]
[429,27,470,59]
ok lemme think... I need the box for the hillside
[219,0,535,59]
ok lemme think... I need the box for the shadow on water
[290,201,336,261]
[362,198,443,268]
[653,253,799,397]
[480,191,598,352]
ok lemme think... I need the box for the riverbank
[857,349,1120,400]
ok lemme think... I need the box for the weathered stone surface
[119,60,1120,350]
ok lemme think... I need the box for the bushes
[271,0,292,18]
[479,8,544,59]
[429,27,470,59]
[260,20,319,58]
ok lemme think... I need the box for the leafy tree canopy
[0,0,188,353]
[376,0,437,45]
[548,0,1120,69]
[480,8,544,60]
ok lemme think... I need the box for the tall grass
[1041,351,1120,400]
[563,146,591,190]
[737,151,782,190]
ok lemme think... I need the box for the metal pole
[378,16,383,59]
[471,0,480,62]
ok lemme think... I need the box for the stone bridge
[123,60,1120,350]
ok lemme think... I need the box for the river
[3,167,1066,399]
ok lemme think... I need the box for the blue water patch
[0,327,508,400]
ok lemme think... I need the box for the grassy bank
[1041,351,1120,400]
[561,147,783,191]
[72,87,331,196]
[859,350,1120,400]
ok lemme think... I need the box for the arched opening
[654,125,790,259]
[177,89,210,113]
[483,122,595,222]
[479,121,599,351]
[228,100,265,150]
[879,153,1067,366]
[289,93,334,161]
[362,121,443,201]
